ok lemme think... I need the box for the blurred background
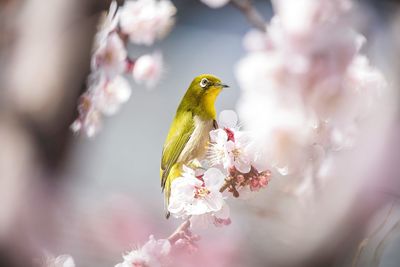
[0,0,400,266]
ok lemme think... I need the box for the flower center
[230,148,241,159]
[194,186,210,199]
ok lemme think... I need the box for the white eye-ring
[200,78,209,88]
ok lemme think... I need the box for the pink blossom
[235,0,387,180]
[208,128,252,174]
[115,235,171,267]
[91,32,127,79]
[70,75,131,137]
[119,0,176,45]
[133,52,163,88]
[168,167,228,223]
[97,75,131,115]
[94,0,120,46]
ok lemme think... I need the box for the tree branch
[230,0,266,32]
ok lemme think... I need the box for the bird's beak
[215,82,229,88]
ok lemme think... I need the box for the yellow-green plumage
[160,74,228,218]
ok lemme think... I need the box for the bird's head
[185,74,229,118]
[179,74,229,119]
[190,74,229,93]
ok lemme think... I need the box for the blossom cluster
[71,0,176,137]
[236,0,387,183]
[112,110,271,267]
[115,236,171,267]
[111,112,270,267]
[168,110,271,228]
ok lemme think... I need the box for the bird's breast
[178,116,213,163]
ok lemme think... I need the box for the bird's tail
[163,163,182,219]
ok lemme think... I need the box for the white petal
[218,110,238,129]
[188,199,212,215]
[234,156,251,174]
[54,255,75,267]
[209,129,228,143]
[203,168,225,190]
[225,140,235,152]
[214,202,230,219]
[203,192,224,212]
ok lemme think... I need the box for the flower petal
[209,129,228,143]
[218,110,238,129]
[203,168,225,190]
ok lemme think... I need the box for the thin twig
[230,0,266,32]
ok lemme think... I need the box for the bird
[160,74,229,218]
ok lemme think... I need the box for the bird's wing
[161,111,195,190]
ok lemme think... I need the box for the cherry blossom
[91,32,127,79]
[119,0,176,45]
[132,52,163,88]
[168,166,228,222]
[208,110,251,174]
[115,235,171,267]
[72,0,175,137]
[95,0,120,46]
[71,75,131,137]
[97,75,131,115]
[235,0,387,180]
[208,129,251,174]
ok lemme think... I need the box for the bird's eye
[200,78,209,88]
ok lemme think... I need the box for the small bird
[160,74,229,218]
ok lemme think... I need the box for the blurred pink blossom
[115,236,171,267]
[119,0,176,45]
[72,0,173,137]
[44,255,75,267]
[71,75,131,137]
[95,0,120,45]
[91,32,127,79]
[133,52,163,88]
[236,0,386,177]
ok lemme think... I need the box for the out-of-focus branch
[230,0,266,31]
[167,219,191,243]
[0,0,119,266]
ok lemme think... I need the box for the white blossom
[208,110,252,173]
[119,0,176,45]
[168,167,227,221]
[91,32,127,79]
[133,52,163,88]
[208,129,252,173]
[71,75,131,137]
[97,75,131,115]
[95,0,120,46]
